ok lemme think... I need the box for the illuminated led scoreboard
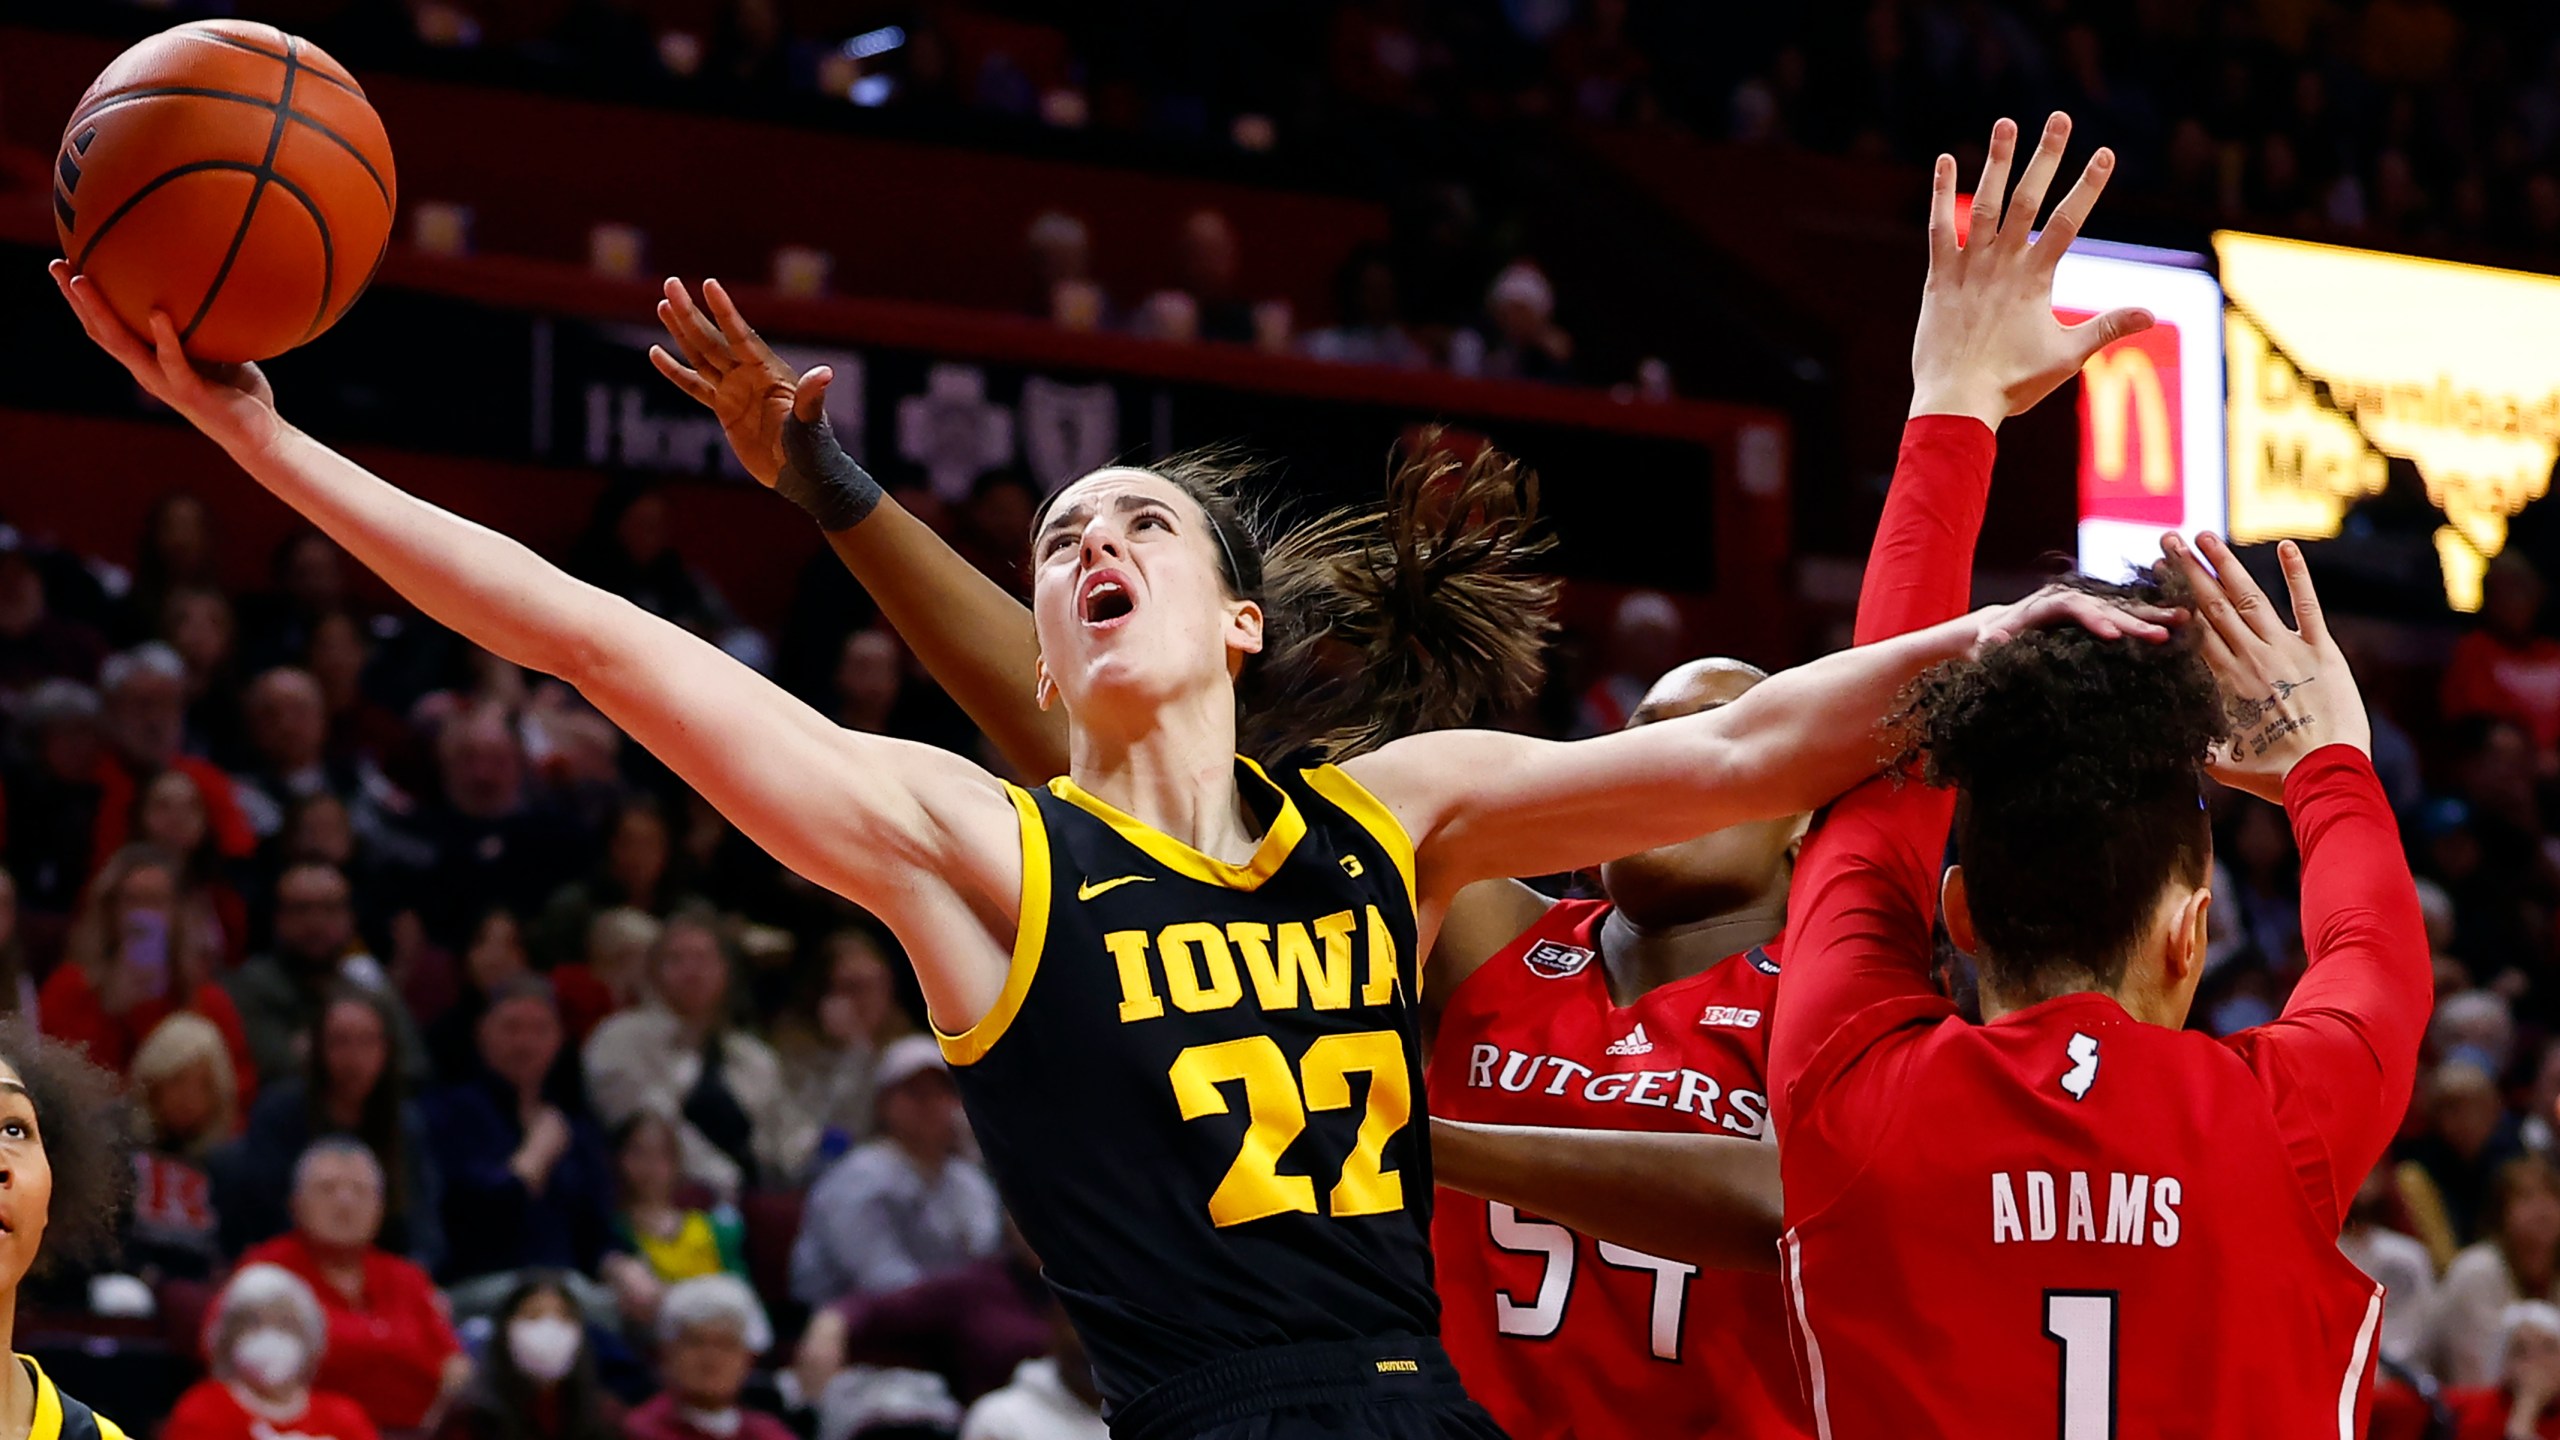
[2059,232,2560,611]
[2216,233,2560,612]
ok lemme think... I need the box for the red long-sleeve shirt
[40,963,258,1110]
[1767,410,2431,1432]
[1773,745,2428,1228]
[1852,414,1996,648]
[239,1232,462,1431]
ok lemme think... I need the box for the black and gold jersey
[21,1357,126,1440]
[938,756,1436,1411]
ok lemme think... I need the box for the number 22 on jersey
[1170,1029,1412,1227]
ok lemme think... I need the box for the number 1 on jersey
[2042,1290,2118,1440]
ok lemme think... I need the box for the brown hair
[1037,433,1559,765]
[2493,1154,2560,1281]
[64,843,213,1005]
[307,983,412,1211]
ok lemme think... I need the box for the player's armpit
[1429,1117,1782,1273]
[1425,878,1556,1004]
[1767,777,1953,1140]
[555,617,1027,1034]
[2231,745,2429,1224]
[1346,615,1989,898]
[2224,1024,2384,1234]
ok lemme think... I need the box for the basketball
[52,20,397,365]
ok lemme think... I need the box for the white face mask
[507,1315,584,1383]
[232,1327,308,1391]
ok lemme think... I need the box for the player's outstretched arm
[52,263,1022,1022]
[2165,533,2425,1223]
[651,278,1069,781]
[1343,588,2170,905]
[1429,1118,1781,1273]
[1864,111,2150,645]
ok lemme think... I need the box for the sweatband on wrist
[776,411,882,532]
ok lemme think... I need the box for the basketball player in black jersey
[56,256,2161,1439]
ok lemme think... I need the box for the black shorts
[1110,1337,1510,1440]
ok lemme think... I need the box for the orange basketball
[53,20,397,365]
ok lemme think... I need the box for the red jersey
[164,1379,379,1440]
[238,1232,463,1430]
[1430,898,1812,1440]
[1771,747,2428,1439]
[2446,1386,2560,1440]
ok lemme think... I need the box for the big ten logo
[2063,311,2186,526]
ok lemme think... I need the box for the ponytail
[1074,436,1560,767]
[1244,434,1558,763]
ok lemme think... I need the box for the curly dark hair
[0,1022,135,1277]
[1032,434,1559,766]
[1888,565,2231,1002]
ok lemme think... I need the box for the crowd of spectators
[1012,202,1577,382]
[61,0,1624,387]
[0,483,1128,1438]
[6,10,2555,1435]
[13,430,2560,1436]
[74,1,2560,347]
[1700,2,2560,263]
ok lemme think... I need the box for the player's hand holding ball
[46,17,399,461]
[52,258,285,458]
[2162,531,2371,804]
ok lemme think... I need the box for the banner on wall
[552,321,1128,502]
[0,258,1737,594]
[525,318,1724,592]
[2216,232,2560,612]
[2054,240,2229,583]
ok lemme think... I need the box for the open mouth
[1079,569,1136,628]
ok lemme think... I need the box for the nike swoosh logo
[1077,875,1154,901]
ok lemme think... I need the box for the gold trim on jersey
[24,1356,127,1440]
[935,784,1052,1066]
[1300,764,1416,913]
[1048,758,1307,891]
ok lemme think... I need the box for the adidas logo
[1603,1025,1655,1057]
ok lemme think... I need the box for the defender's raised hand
[650,276,831,488]
[1909,112,2153,429]
[2162,531,2371,803]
